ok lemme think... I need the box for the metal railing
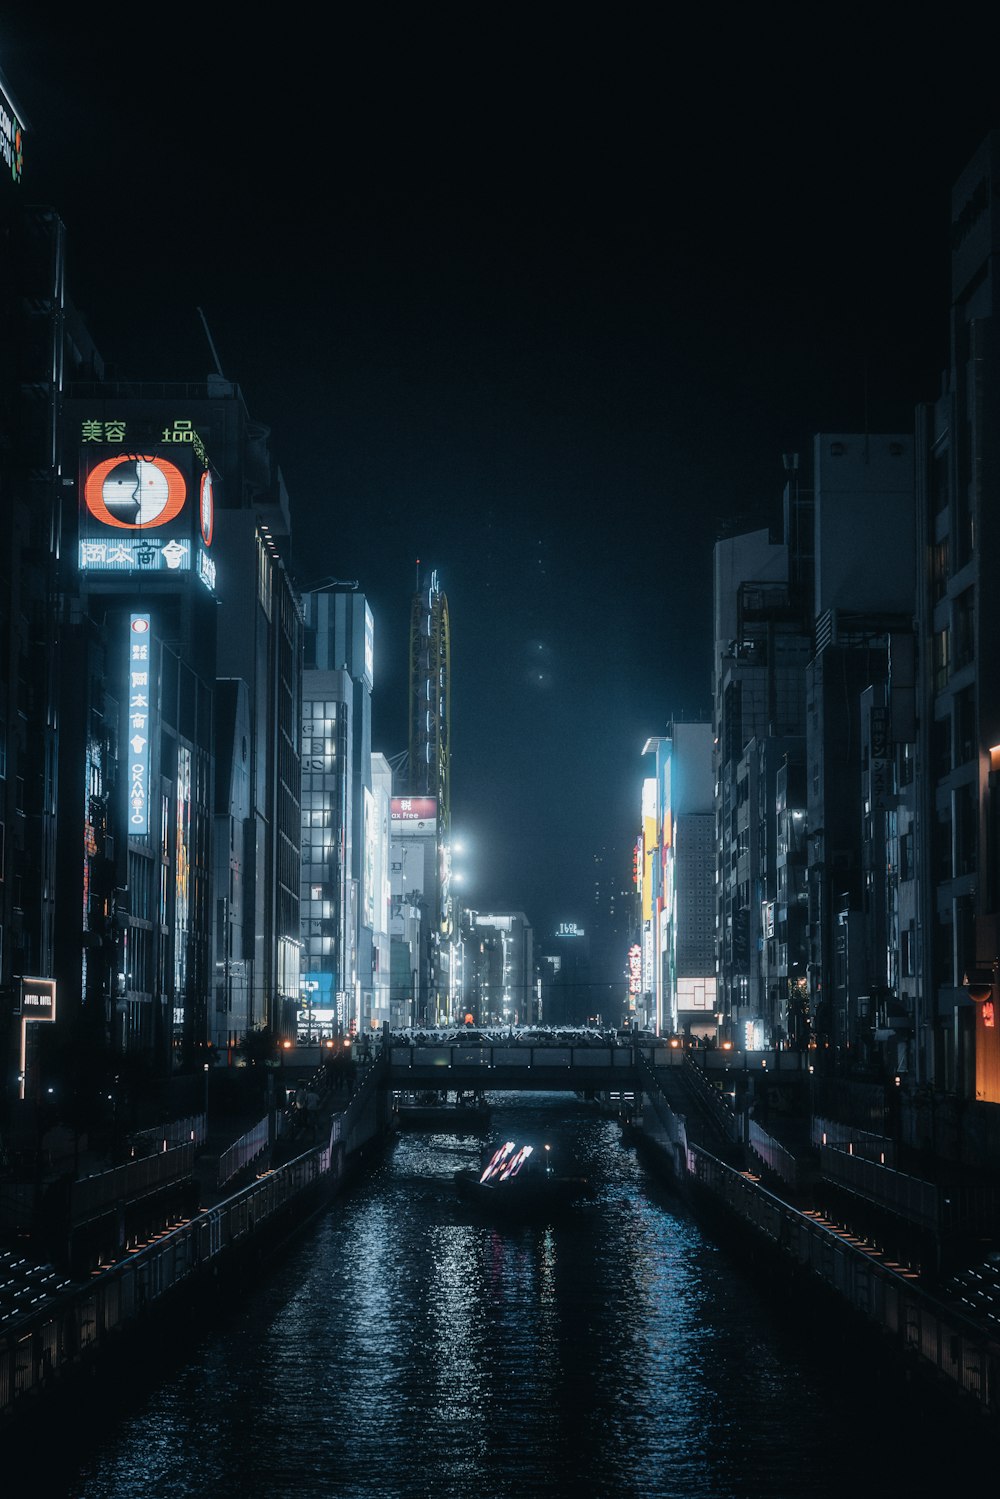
[217,1118,269,1187]
[69,1145,195,1227]
[819,1144,998,1234]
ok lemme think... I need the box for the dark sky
[4,17,999,936]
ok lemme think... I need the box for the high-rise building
[298,664,351,1037]
[407,568,452,1020]
[1,191,115,1094]
[712,520,811,1045]
[915,129,1000,1102]
[804,434,915,1065]
[390,793,436,1026]
[464,911,534,1027]
[300,589,375,1037]
[588,843,634,1030]
[370,752,393,1027]
[2,67,303,1109]
[58,379,305,1062]
[642,724,715,1039]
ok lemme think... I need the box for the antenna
[196,307,226,379]
[415,558,420,591]
[299,576,358,592]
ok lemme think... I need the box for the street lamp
[280,1037,292,1105]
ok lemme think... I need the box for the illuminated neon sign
[199,470,214,544]
[127,614,152,834]
[1,76,24,185]
[17,977,56,1102]
[85,455,187,529]
[77,433,216,581]
[197,548,217,592]
[81,418,209,468]
[81,536,191,572]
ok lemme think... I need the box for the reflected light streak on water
[39,1094,996,1499]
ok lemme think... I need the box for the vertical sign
[870,705,891,812]
[18,977,56,1101]
[363,603,374,691]
[127,614,152,834]
[1,73,25,186]
[363,787,376,927]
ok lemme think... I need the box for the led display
[126,614,153,835]
[77,431,216,590]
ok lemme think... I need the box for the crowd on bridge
[387,1024,630,1048]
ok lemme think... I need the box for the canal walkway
[3,1041,999,1429]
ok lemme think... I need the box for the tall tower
[407,567,452,1018]
[300,588,375,1039]
[408,568,451,822]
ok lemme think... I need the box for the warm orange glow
[281,1039,292,1050]
[720,1039,733,1051]
[84,453,187,529]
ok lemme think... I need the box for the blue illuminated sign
[127,614,153,834]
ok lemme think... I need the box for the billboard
[17,976,55,1101]
[77,420,216,590]
[1,70,25,186]
[363,787,376,927]
[18,976,56,1021]
[364,604,374,691]
[126,614,153,835]
[391,797,437,835]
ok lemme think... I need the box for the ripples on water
[42,1094,994,1498]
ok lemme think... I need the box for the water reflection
[40,1093,995,1498]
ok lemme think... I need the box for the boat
[395,1089,491,1130]
[454,1139,591,1214]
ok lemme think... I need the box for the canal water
[39,1094,992,1498]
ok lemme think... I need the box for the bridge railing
[388,1044,639,1073]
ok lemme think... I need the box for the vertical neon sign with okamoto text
[127,615,153,834]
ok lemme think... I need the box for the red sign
[391,797,437,822]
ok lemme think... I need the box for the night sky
[3,17,999,936]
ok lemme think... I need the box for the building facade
[407,569,452,1021]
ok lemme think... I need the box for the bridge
[380,1039,806,1094]
[385,1039,642,1092]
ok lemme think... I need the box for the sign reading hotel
[18,976,56,1021]
[77,420,216,591]
[127,614,153,835]
[391,796,437,835]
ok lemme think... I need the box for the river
[36,1093,993,1497]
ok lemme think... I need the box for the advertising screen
[77,422,216,588]
[391,797,437,836]
[363,787,376,927]
[126,614,153,835]
[1,73,25,186]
